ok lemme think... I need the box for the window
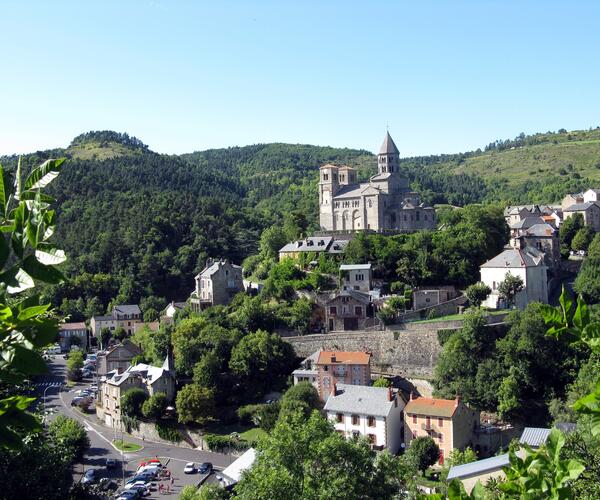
[438,418,443,427]
[336,413,343,423]
[368,434,376,445]
[352,431,360,439]
[416,211,420,221]
[351,414,359,425]
[323,173,329,181]
[353,366,359,372]
[412,414,417,424]
[353,378,360,385]
[412,431,417,439]
[367,416,376,427]
[356,274,364,281]
[323,377,330,386]
[439,433,444,443]
[355,306,363,316]
[330,306,337,315]
[368,199,372,208]
[354,285,360,290]
[225,269,229,276]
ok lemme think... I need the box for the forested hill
[2,127,599,317]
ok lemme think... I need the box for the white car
[184,462,196,474]
[124,480,148,491]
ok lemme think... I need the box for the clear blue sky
[2,1,600,157]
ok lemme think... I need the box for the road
[35,355,230,498]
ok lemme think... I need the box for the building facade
[509,222,561,271]
[190,259,244,311]
[325,384,406,453]
[292,350,320,389]
[480,246,548,309]
[563,201,600,232]
[339,264,372,292]
[319,132,436,233]
[90,304,142,337]
[316,350,371,401]
[324,290,372,332]
[404,395,480,465]
[58,322,88,352]
[278,236,350,260]
[97,341,142,377]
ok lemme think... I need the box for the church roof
[379,132,399,155]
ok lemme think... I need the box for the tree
[67,351,84,381]
[100,327,112,349]
[497,272,524,308]
[193,351,222,390]
[446,447,477,468]
[142,392,168,420]
[571,226,594,252]
[113,326,127,341]
[176,384,216,425]
[0,158,67,448]
[180,484,230,500]
[229,330,295,392]
[406,436,439,472]
[465,282,491,308]
[279,381,320,419]
[121,388,148,418]
[143,307,159,322]
[234,410,412,499]
[574,257,600,303]
[47,415,90,461]
[560,213,584,248]
[372,377,391,388]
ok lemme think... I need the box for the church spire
[377,131,400,174]
[379,131,399,155]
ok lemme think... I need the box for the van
[48,345,61,355]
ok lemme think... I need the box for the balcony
[421,422,437,432]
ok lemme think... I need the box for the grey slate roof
[113,304,141,316]
[509,216,545,230]
[523,223,556,237]
[519,427,551,448]
[340,264,371,271]
[447,453,509,480]
[279,236,333,253]
[379,132,399,155]
[480,246,545,268]
[326,290,371,304]
[564,201,599,212]
[324,383,397,417]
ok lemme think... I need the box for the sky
[1,1,600,157]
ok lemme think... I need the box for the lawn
[410,310,507,324]
[113,439,143,452]
[204,422,267,443]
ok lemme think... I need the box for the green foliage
[574,256,600,303]
[279,381,320,420]
[66,350,84,381]
[121,387,148,418]
[372,377,391,388]
[234,410,414,499]
[497,272,524,308]
[180,484,230,500]
[141,392,168,420]
[155,419,182,443]
[560,213,584,248]
[406,436,440,472]
[176,384,216,425]
[0,157,67,448]
[571,226,594,252]
[465,282,491,308]
[100,327,112,348]
[193,351,222,390]
[447,447,477,468]
[47,415,90,461]
[204,433,251,453]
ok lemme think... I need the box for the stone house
[404,395,480,465]
[90,304,142,337]
[561,192,584,211]
[480,246,548,309]
[412,286,459,310]
[318,132,436,233]
[96,341,142,377]
[339,263,372,293]
[190,259,244,311]
[325,384,406,453]
[96,354,176,429]
[324,290,373,332]
[563,201,600,231]
[58,322,88,352]
[316,350,371,402]
[509,222,561,271]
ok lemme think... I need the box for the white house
[164,301,186,318]
[292,350,320,390]
[583,188,600,204]
[324,383,405,454]
[339,264,373,293]
[480,246,548,309]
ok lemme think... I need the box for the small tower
[378,131,400,174]
[319,164,339,231]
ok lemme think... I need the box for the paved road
[36,355,231,498]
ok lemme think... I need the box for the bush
[121,388,149,418]
[204,433,251,453]
[155,420,181,442]
[406,436,440,472]
[142,392,168,420]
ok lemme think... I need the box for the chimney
[331,383,337,396]
[455,396,461,406]
[331,354,337,363]
[410,391,418,401]
[387,387,393,402]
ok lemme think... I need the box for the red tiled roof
[405,397,459,418]
[317,351,371,365]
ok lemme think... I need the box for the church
[318,132,436,232]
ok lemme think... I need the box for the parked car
[47,345,61,355]
[71,397,85,407]
[138,459,161,469]
[81,469,97,484]
[98,478,119,491]
[198,462,213,474]
[183,462,196,474]
[117,491,140,500]
[105,458,117,469]
[129,482,151,496]
[82,370,93,378]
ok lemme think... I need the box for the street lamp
[43,383,61,414]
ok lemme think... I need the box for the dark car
[198,462,213,474]
[117,490,140,500]
[105,458,117,469]
[99,478,119,491]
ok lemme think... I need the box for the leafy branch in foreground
[0,157,66,448]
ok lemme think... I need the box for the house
[509,222,561,270]
[164,301,186,318]
[278,236,350,260]
[480,246,548,309]
[96,354,175,429]
[292,350,320,389]
[96,341,142,376]
[319,132,436,232]
[412,286,459,310]
[561,192,584,211]
[316,350,371,401]
[404,395,480,465]
[190,259,244,311]
[324,384,406,453]
[583,188,600,203]
[339,264,372,292]
[324,290,373,332]
[563,201,600,231]
[58,322,88,352]
[90,304,142,337]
